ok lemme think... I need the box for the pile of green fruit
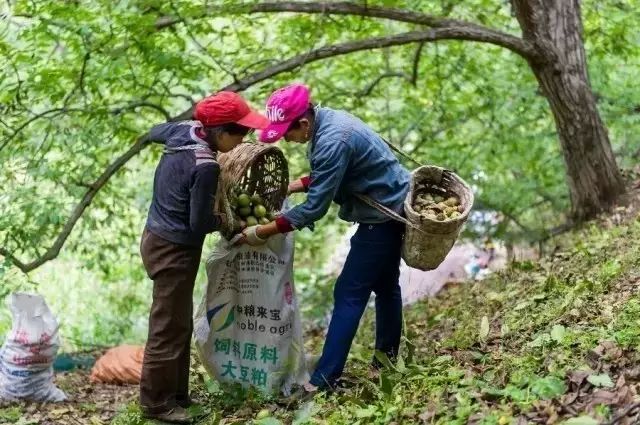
[229,187,278,230]
[412,185,463,221]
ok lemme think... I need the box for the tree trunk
[512,0,625,221]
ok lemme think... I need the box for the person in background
[239,83,410,398]
[140,92,268,423]
[483,238,496,263]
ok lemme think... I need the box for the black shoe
[143,406,192,424]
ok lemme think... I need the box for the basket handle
[355,194,425,233]
[379,138,456,183]
[381,137,424,168]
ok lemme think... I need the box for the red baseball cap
[194,92,269,129]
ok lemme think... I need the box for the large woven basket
[215,143,289,240]
[402,166,474,271]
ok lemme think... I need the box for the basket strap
[380,137,456,178]
[163,144,211,154]
[355,193,425,233]
[381,137,424,168]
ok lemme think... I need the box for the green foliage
[3,2,639,421]
[110,403,147,425]
[610,299,640,348]
[586,373,614,388]
[0,0,639,363]
[96,215,640,424]
[0,406,22,423]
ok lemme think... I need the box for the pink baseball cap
[260,83,310,143]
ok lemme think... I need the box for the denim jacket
[284,107,410,229]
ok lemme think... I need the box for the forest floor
[4,189,640,425]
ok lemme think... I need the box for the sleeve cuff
[300,176,311,192]
[275,216,295,233]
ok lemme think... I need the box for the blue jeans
[310,220,404,388]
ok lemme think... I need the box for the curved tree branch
[2,28,532,273]
[155,1,540,61]
[359,72,411,97]
[110,101,172,121]
[411,42,426,85]
[171,28,536,121]
[1,137,150,273]
[0,102,171,153]
[0,107,86,152]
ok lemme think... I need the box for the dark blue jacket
[144,121,221,246]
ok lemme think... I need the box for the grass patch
[112,220,640,424]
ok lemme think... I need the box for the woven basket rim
[216,142,289,239]
[404,166,475,227]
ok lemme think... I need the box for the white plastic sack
[0,293,66,402]
[194,232,308,395]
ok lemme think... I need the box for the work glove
[241,225,267,246]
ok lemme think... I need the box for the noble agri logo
[207,302,235,332]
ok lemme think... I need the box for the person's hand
[287,178,306,195]
[286,182,297,196]
[234,225,267,246]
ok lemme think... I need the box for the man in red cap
[139,92,267,423]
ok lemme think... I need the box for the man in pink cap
[140,92,267,423]
[239,83,410,398]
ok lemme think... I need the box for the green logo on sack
[206,302,235,332]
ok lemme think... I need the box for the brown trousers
[139,228,202,414]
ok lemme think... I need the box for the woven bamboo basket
[215,143,289,239]
[402,166,474,271]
